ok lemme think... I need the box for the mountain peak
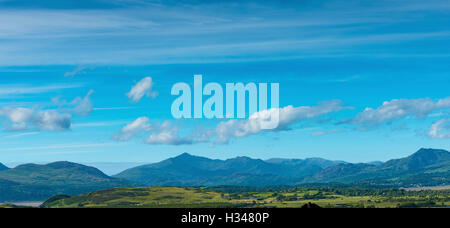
[171,153,204,162]
[409,148,450,162]
[176,152,194,158]
[46,161,84,169]
[233,156,253,161]
[381,148,450,171]
[414,148,449,156]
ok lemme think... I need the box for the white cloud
[51,90,94,115]
[126,77,158,102]
[112,117,151,141]
[215,100,346,143]
[146,121,192,145]
[1,1,450,66]
[113,118,193,145]
[428,119,450,139]
[113,100,347,145]
[71,90,94,116]
[0,107,71,131]
[0,90,95,132]
[35,110,72,131]
[350,97,450,127]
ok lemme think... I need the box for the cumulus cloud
[0,107,71,131]
[114,100,346,145]
[348,97,450,127]
[146,121,193,145]
[215,100,346,143]
[0,90,95,132]
[112,117,152,141]
[126,77,158,102]
[113,118,195,145]
[428,119,450,139]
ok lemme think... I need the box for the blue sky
[0,0,449,165]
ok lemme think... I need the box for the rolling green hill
[40,186,450,208]
[41,187,241,208]
[0,161,134,202]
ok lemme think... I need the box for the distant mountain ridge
[0,161,134,202]
[308,148,450,186]
[1,148,449,202]
[115,148,450,187]
[113,153,346,186]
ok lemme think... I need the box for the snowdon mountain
[0,161,134,202]
[114,148,450,187]
[113,153,346,186]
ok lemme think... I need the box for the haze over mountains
[0,148,449,202]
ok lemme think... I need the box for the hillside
[308,148,450,186]
[1,148,449,202]
[0,163,8,171]
[115,149,450,187]
[114,153,343,186]
[0,161,134,202]
[41,186,450,208]
[41,187,238,208]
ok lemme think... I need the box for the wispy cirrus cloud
[0,84,82,98]
[64,65,91,77]
[2,131,39,139]
[71,89,94,116]
[1,0,449,66]
[311,129,344,137]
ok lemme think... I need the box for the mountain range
[0,148,449,202]
[0,161,133,202]
[113,153,346,186]
[114,148,450,187]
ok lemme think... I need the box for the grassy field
[39,186,450,208]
